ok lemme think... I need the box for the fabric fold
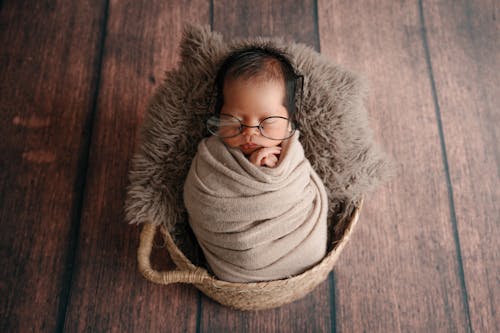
[183,131,328,282]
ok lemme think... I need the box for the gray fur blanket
[125,24,394,256]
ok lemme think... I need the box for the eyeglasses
[207,114,296,140]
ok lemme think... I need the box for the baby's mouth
[241,143,258,150]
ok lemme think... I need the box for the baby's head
[209,47,302,155]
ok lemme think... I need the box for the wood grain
[422,1,499,332]
[61,1,210,332]
[213,0,319,50]
[318,1,471,331]
[2,0,497,331]
[0,1,105,332]
[199,1,332,332]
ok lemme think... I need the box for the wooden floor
[1,1,498,332]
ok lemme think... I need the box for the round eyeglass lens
[207,115,241,138]
[260,117,295,140]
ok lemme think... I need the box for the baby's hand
[249,146,281,168]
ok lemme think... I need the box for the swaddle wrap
[183,131,328,282]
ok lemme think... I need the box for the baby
[208,46,301,166]
[184,46,328,283]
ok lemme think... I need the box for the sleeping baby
[183,46,328,282]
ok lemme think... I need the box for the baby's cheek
[222,137,240,148]
[264,139,283,148]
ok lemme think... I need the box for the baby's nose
[241,125,260,136]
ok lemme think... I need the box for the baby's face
[220,78,289,155]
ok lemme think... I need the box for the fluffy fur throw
[125,24,393,250]
[183,132,327,282]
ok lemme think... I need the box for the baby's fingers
[263,154,278,167]
[249,149,267,165]
[264,146,281,155]
[249,146,282,167]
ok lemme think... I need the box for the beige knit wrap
[183,132,328,282]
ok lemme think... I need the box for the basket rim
[159,198,363,288]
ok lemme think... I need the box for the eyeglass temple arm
[296,75,304,128]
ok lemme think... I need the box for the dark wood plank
[423,1,500,332]
[318,1,471,331]
[62,2,210,332]
[200,1,332,332]
[0,1,105,332]
[213,0,319,50]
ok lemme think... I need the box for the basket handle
[137,222,209,285]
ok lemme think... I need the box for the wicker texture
[137,200,362,311]
[128,24,393,311]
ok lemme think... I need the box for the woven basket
[137,199,362,311]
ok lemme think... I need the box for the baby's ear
[180,23,228,71]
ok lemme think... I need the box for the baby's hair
[213,46,303,121]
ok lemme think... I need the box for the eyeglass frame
[206,113,297,140]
